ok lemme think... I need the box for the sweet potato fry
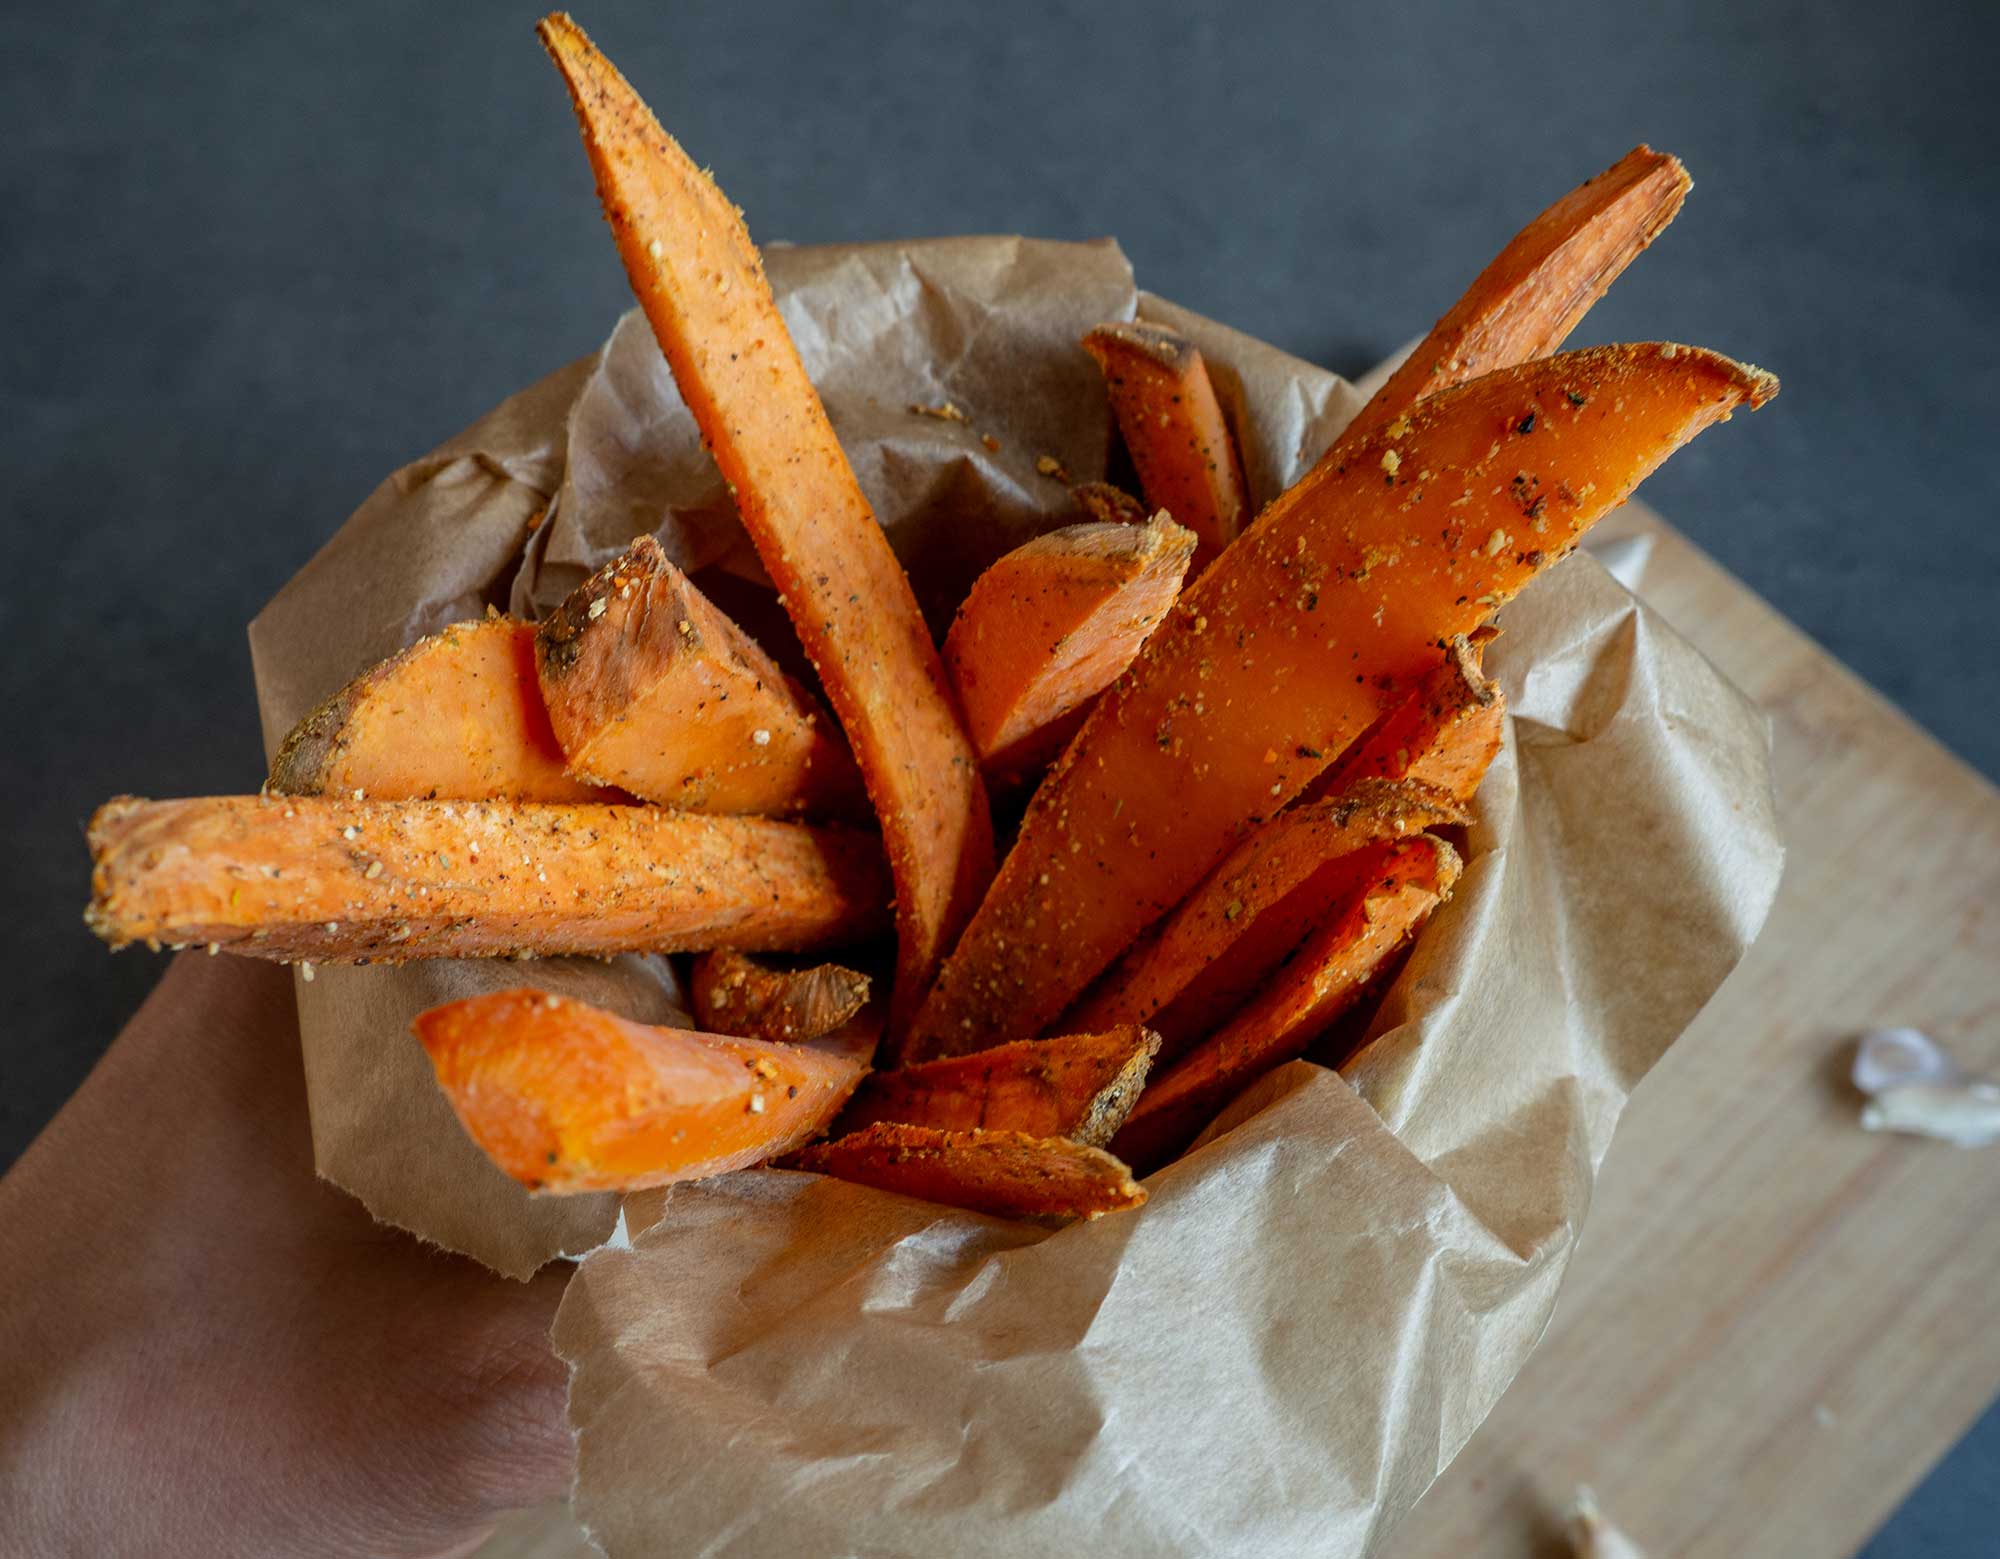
[944,514,1196,775]
[86,794,888,963]
[835,1027,1159,1148]
[415,989,865,1193]
[1302,629,1504,806]
[1342,145,1691,448]
[689,947,872,1043]
[1083,322,1249,570]
[269,617,612,804]
[1111,833,1461,1172]
[536,536,864,817]
[539,14,992,1038]
[1065,780,1465,1053]
[910,344,1776,1057]
[793,1124,1145,1220]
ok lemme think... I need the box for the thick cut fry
[911,344,1776,1057]
[794,1124,1145,1220]
[1083,322,1249,570]
[1065,781,1465,1053]
[86,794,888,963]
[269,617,612,804]
[536,536,864,817]
[835,1027,1159,1148]
[415,989,864,1193]
[539,14,992,1039]
[1111,834,1460,1171]
[1342,146,1691,449]
[689,948,872,1043]
[944,514,1196,776]
[1304,629,1504,805]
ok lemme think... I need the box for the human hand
[0,954,572,1558]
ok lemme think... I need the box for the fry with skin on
[911,343,1777,1058]
[1303,629,1504,805]
[834,1027,1159,1148]
[944,514,1195,776]
[914,147,1694,1054]
[1065,779,1466,1055]
[689,947,872,1044]
[794,1123,1145,1220]
[86,794,889,963]
[269,617,614,804]
[1111,833,1461,1172]
[536,536,864,818]
[415,989,865,1193]
[1341,145,1690,449]
[538,14,992,1039]
[1083,322,1249,570]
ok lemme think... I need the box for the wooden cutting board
[477,506,2000,1559]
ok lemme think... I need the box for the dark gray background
[4,2,1993,1552]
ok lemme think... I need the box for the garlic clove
[1860,1082,2000,1149]
[1568,1486,1648,1559]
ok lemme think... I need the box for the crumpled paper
[247,235,1783,1556]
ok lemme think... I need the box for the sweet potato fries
[83,35,1780,1218]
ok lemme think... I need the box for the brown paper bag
[248,236,1781,1555]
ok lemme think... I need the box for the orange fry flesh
[86,794,890,963]
[1304,630,1504,805]
[1065,779,1465,1052]
[269,617,613,804]
[1345,145,1691,447]
[911,343,1776,1058]
[536,536,864,818]
[1083,322,1250,569]
[538,13,992,1038]
[944,514,1195,776]
[415,989,865,1193]
[1111,833,1460,1171]
[834,1027,1159,1148]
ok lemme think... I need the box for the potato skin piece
[835,1027,1160,1148]
[1069,481,1150,526]
[86,794,890,963]
[911,344,1777,1058]
[269,617,612,804]
[689,947,873,1043]
[415,989,865,1193]
[793,1123,1146,1220]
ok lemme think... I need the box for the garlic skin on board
[1852,1028,2000,1149]
[1568,1486,1648,1559]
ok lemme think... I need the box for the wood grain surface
[477,505,2000,1558]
